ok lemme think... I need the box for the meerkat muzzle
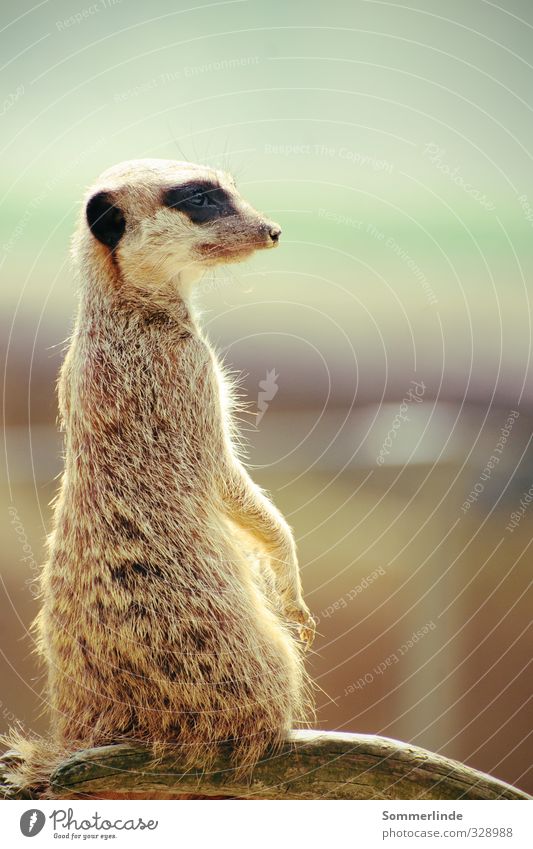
[267,225,282,245]
[258,219,281,248]
[196,218,282,264]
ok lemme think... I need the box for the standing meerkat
[5,159,315,797]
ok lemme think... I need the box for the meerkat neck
[174,266,205,301]
[77,262,200,337]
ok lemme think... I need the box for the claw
[298,620,316,648]
[284,602,316,649]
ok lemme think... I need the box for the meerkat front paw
[283,599,316,648]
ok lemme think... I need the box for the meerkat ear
[86,191,126,250]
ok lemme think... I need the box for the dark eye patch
[162,181,236,224]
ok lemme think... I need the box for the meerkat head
[78,158,281,302]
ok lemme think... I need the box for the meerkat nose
[268,226,282,243]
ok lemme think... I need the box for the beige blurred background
[1,0,532,794]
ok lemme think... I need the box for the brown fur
[3,159,314,799]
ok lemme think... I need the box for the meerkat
[4,159,315,797]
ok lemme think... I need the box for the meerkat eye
[188,193,213,207]
[163,182,234,223]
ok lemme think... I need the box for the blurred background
[1,0,532,794]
